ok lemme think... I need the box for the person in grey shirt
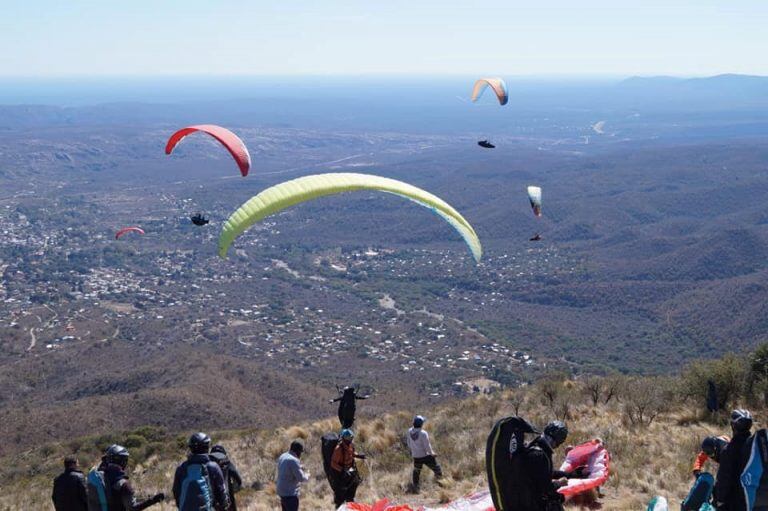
[276,441,310,511]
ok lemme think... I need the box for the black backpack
[321,433,340,485]
[486,416,540,511]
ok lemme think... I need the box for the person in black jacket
[101,445,165,511]
[52,456,87,511]
[210,445,243,511]
[508,421,570,511]
[172,433,229,511]
[714,409,753,511]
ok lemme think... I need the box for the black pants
[332,472,360,507]
[280,496,299,511]
[412,455,443,489]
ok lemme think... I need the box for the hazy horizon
[3,1,767,77]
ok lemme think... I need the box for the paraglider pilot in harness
[88,445,165,511]
[330,385,370,429]
[191,213,209,226]
[714,409,753,511]
[330,429,366,507]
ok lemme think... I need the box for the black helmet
[210,444,227,455]
[105,444,130,467]
[731,409,753,433]
[543,421,568,448]
[701,436,728,461]
[413,415,426,428]
[189,432,211,454]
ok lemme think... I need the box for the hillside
[1,369,749,510]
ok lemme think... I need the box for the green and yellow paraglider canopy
[218,172,482,263]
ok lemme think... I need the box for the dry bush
[623,377,671,427]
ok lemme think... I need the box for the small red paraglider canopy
[115,226,145,240]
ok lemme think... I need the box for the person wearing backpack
[406,415,443,493]
[88,445,165,511]
[511,420,570,511]
[172,433,229,511]
[714,410,753,511]
[330,429,366,507]
[276,440,310,511]
[209,445,243,511]
[52,455,87,511]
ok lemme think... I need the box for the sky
[1,0,766,78]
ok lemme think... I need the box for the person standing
[406,415,443,493]
[330,429,366,507]
[714,409,753,511]
[172,433,229,511]
[209,445,243,511]
[52,456,87,511]
[510,420,570,511]
[96,445,165,511]
[276,441,310,511]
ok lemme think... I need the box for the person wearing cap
[330,429,366,507]
[714,409,753,511]
[692,435,730,478]
[52,455,87,511]
[276,441,310,511]
[406,415,443,493]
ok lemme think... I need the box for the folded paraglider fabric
[557,439,610,499]
[336,490,494,511]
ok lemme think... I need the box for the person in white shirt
[276,441,310,511]
[406,415,443,493]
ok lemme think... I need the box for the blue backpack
[86,468,109,511]
[742,428,768,511]
[681,472,714,511]
[178,462,213,511]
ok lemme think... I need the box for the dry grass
[0,387,747,510]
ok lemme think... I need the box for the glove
[693,470,701,479]
[356,453,367,460]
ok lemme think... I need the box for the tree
[748,343,768,405]
[582,376,604,406]
[623,377,671,427]
[680,354,746,411]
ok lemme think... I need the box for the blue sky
[1,0,766,77]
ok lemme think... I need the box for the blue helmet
[413,415,426,428]
[340,429,354,439]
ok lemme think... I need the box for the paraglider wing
[165,124,251,177]
[218,173,482,263]
[557,439,610,499]
[471,78,509,106]
[527,186,542,217]
[337,491,494,511]
[115,227,145,240]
